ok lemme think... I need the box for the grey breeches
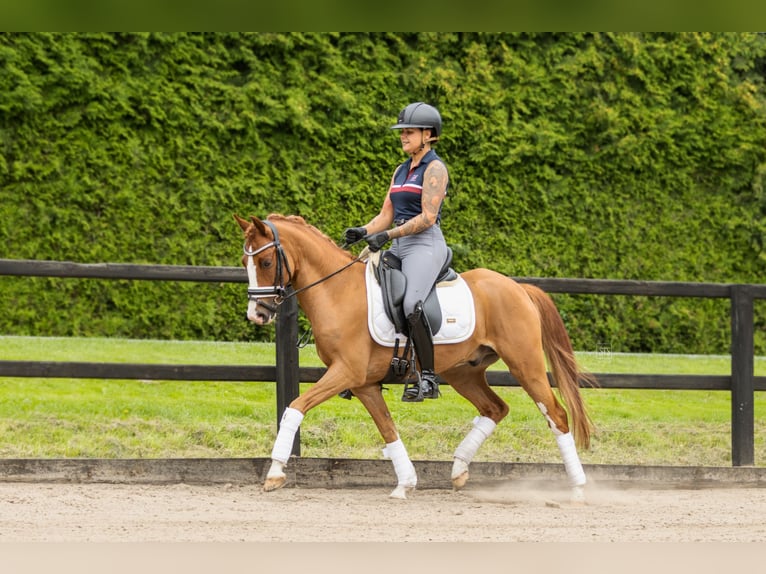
[390,225,449,317]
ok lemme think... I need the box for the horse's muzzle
[247,299,277,325]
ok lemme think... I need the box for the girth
[373,248,458,336]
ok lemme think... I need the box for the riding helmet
[391,102,442,138]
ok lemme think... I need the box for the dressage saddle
[373,248,458,337]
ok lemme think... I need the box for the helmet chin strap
[421,129,440,146]
[413,130,433,154]
[411,144,428,158]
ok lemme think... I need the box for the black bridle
[243,219,365,311]
[244,219,293,305]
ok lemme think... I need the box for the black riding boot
[402,301,440,402]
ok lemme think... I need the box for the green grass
[1,335,765,466]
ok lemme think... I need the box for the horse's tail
[521,283,596,450]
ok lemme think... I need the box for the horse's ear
[250,216,268,235]
[234,214,269,237]
[234,214,250,232]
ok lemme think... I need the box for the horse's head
[234,214,292,325]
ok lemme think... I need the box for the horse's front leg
[263,365,357,493]
[352,385,417,499]
[263,406,303,492]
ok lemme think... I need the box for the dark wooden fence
[1,258,764,465]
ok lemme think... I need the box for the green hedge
[1,32,764,353]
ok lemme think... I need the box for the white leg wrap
[266,459,285,480]
[270,407,304,464]
[452,458,470,481]
[556,432,586,487]
[453,416,497,464]
[382,438,417,488]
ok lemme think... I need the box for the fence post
[275,288,301,456]
[730,284,754,466]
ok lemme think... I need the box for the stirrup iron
[401,371,440,402]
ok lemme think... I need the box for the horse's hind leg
[352,385,417,499]
[506,359,588,504]
[441,367,509,490]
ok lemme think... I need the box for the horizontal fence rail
[0,258,764,465]
[1,361,765,392]
[4,257,766,296]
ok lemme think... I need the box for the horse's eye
[261,259,273,269]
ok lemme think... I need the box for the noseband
[243,219,293,304]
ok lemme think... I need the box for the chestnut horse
[236,213,595,502]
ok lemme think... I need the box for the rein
[284,254,366,301]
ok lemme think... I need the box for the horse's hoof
[263,475,286,492]
[451,471,469,490]
[389,485,415,499]
[569,486,586,506]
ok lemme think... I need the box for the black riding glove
[365,231,391,253]
[343,226,367,245]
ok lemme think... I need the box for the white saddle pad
[365,256,476,347]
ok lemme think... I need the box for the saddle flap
[376,250,407,334]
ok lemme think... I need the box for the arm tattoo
[390,161,448,238]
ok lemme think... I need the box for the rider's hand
[343,226,367,245]
[365,231,390,253]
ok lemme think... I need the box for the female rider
[344,102,450,402]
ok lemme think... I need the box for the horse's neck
[290,237,351,285]
[285,232,364,321]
